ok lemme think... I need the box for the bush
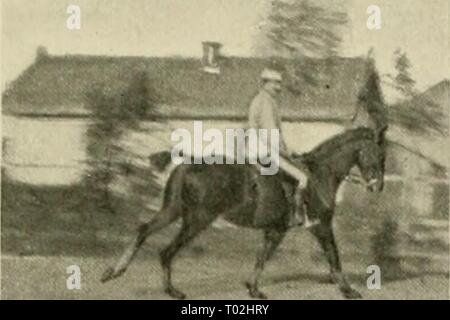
[84,71,161,214]
[370,217,403,279]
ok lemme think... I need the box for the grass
[1,173,143,256]
[1,173,263,259]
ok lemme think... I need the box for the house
[2,44,372,120]
[387,80,449,218]
[2,43,446,194]
[2,44,379,186]
[382,80,449,270]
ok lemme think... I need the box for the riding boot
[294,185,319,228]
[281,181,302,227]
[287,184,304,227]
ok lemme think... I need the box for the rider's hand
[297,173,308,189]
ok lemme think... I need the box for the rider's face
[264,80,282,96]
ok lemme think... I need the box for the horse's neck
[322,143,360,183]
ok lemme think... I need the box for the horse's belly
[223,173,290,228]
[182,164,289,228]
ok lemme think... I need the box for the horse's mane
[302,127,375,164]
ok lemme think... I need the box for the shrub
[84,71,161,214]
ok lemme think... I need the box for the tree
[261,0,348,88]
[391,49,417,98]
[120,71,160,123]
[84,71,160,213]
[84,87,122,212]
[387,49,446,136]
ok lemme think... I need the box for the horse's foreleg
[246,229,285,299]
[101,207,180,283]
[310,222,362,299]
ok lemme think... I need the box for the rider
[248,67,319,228]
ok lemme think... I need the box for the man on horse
[248,67,318,228]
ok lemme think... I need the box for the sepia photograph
[1,0,449,301]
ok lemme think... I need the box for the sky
[1,0,449,92]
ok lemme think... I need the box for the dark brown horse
[101,127,385,299]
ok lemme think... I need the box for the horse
[101,127,386,299]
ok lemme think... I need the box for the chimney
[36,46,49,62]
[202,41,222,74]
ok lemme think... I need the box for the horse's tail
[101,160,185,284]
[149,150,173,172]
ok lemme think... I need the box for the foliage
[262,0,348,88]
[370,217,403,280]
[390,49,417,98]
[84,71,160,213]
[388,99,447,136]
[386,49,447,136]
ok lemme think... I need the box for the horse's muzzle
[345,174,383,193]
[367,178,382,193]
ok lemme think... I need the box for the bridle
[345,173,378,188]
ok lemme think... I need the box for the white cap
[260,68,282,82]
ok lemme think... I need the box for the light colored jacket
[248,89,290,158]
[247,89,308,187]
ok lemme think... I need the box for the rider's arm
[256,98,291,158]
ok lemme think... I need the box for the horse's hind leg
[101,206,180,283]
[160,215,213,300]
[246,229,286,299]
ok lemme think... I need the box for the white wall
[2,116,345,185]
[2,116,88,185]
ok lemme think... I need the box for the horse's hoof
[165,286,187,300]
[328,273,339,284]
[245,282,268,300]
[342,287,362,299]
[101,267,125,283]
[101,267,115,283]
[250,290,268,300]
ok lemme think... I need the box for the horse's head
[356,137,385,193]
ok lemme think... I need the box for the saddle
[245,164,303,228]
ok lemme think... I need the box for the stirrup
[304,215,320,228]
[288,213,304,227]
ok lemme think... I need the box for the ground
[1,178,448,299]
[2,226,448,300]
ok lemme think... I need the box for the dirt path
[2,253,447,300]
